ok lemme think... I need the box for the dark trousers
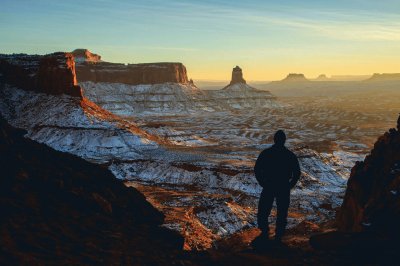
[257,187,290,238]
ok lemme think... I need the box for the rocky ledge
[0,52,82,98]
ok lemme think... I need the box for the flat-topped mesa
[230,65,246,85]
[0,52,82,98]
[281,73,309,82]
[72,49,189,85]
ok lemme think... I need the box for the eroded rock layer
[0,52,82,98]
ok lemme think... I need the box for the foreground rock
[337,114,400,235]
[0,52,82,98]
[310,114,400,264]
[0,116,183,264]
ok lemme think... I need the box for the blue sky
[1,0,399,80]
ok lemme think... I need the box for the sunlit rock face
[72,48,102,63]
[338,114,400,236]
[0,52,82,98]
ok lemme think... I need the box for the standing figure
[254,130,301,242]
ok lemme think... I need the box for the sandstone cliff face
[0,115,183,264]
[0,53,82,98]
[75,60,189,85]
[337,114,400,236]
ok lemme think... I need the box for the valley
[1,50,399,251]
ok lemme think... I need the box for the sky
[1,0,400,81]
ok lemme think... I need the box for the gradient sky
[1,0,400,80]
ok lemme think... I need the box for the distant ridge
[365,73,400,82]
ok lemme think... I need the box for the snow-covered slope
[80,81,278,116]
[0,85,158,163]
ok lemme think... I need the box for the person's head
[273,130,286,146]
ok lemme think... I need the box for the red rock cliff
[337,114,400,236]
[0,52,82,98]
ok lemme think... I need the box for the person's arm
[289,154,301,189]
[254,152,266,187]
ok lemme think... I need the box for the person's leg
[257,188,274,237]
[275,189,290,241]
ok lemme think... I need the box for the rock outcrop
[0,115,183,264]
[365,73,400,82]
[71,48,102,63]
[0,53,82,98]
[72,49,189,85]
[337,114,400,237]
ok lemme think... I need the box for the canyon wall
[0,52,82,98]
[337,114,400,236]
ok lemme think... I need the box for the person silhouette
[254,130,301,242]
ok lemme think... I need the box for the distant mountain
[364,73,400,82]
[330,75,371,81]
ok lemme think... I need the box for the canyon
[1,49,400,263]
